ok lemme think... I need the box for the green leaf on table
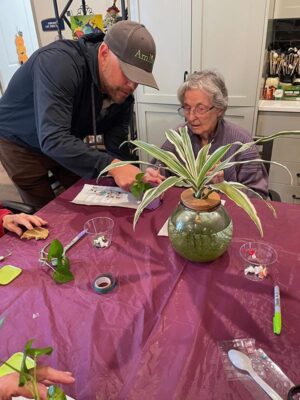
[53,268,74,283]
[47,384,67,400]
[58,256,70,270]
[46,239,74,284]
[47,239,64,261]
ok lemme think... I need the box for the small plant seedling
[131,172,152,199]
[47,239,74,284]
[0,339,67,399]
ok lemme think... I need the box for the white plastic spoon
[228,349,283,400]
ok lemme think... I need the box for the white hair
[177,70,228,115]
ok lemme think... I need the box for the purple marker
[63,229,87,255]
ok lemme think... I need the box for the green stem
[33,355,40,400]
[194,189,202,199]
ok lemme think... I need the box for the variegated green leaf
[98,160,151,178]
[179,126,197,177]
[195,143,211,175]
[219,158,293,184]
[254,130,300,143]
[133,176,183,228]
[196,143,233,187]
[165,129,186,163]
[97,129,300,230]
[119,140,198,188]
[209,181,263,236]
[215,141,254,167]
[225,181,276,217]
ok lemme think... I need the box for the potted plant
[99,127,297,262]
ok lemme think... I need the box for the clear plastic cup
[84,217,114,249]
[239,241,278,281]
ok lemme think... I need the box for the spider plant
[99,127,299,234]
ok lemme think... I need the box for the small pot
[146,196,162,210]
[144,183,162,210]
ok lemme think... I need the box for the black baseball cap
[104,20,159,90]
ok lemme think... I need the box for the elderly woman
[147,70,269,198]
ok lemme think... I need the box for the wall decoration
[70,14,103,39]
[103,1,120,33]
[15,31,28,65]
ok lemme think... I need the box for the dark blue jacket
[0,33,134,178]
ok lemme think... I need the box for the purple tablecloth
[1,179,300,399]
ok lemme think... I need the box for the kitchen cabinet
[224,107,256,132]
[198,0,268,108]
[274,0,300,19]
[256,110,300,203]
[129,0,191,105]
[129,0,271,156]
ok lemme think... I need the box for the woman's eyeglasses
[178,104,215,117]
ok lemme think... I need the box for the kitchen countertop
[258,100,300,112]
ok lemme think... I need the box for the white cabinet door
[135,103,184,162]
[224,107,255,134]
[197,0,268,107]
[129,0,192,105]
[274,0,300,18]
[0,0,39,92]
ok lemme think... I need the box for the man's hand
[0,366,75,400]
[109,159,141,192]
[2,214,48,237]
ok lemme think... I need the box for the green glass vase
[168,189,233,262]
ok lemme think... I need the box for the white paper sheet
[158,219,169,236]
[71,184,139,209]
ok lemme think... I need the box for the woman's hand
[144,167,165,185]
[2,213,48,237]
[210,170,224,184]
[207,161,224,184]
[0,366,75,400]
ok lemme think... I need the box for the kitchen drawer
[257,111,300,135]
[269,182,300,204]
[269,160,300,184]
[271,137,300,163]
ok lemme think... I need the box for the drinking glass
[239,242,278,281]
[84,217,114,249]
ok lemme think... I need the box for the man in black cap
[0,21,159,209]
